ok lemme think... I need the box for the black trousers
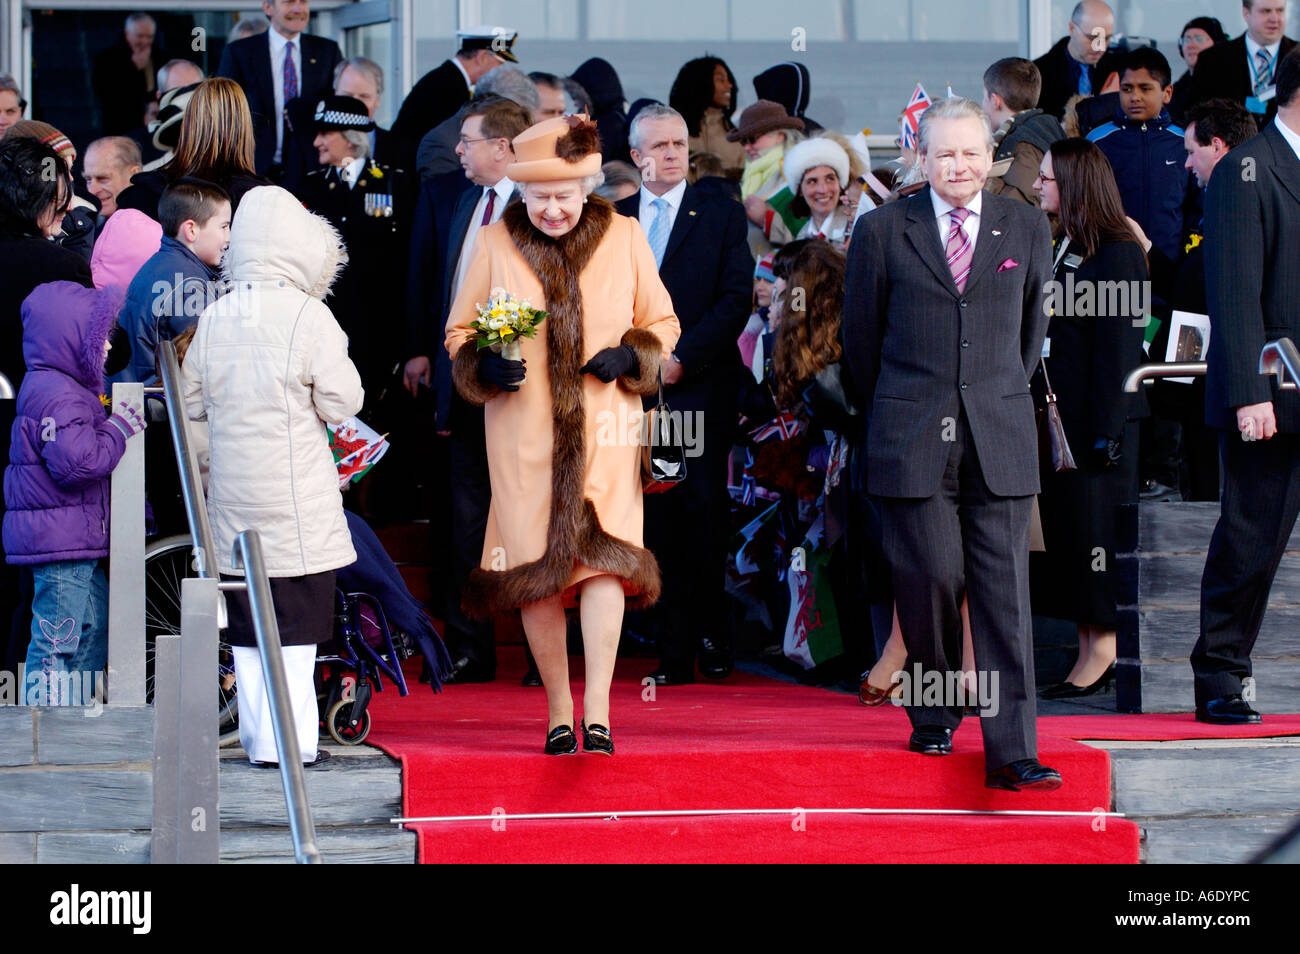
[1194,430,1300,705]
[643,383,736,666]
[443,394,496,668]
[878,412,1037,771]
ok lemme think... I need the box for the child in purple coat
[2,281,145,704]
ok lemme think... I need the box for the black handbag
[1037,357,1077,472]
[641,369,687,493]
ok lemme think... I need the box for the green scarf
[741,143,786,200]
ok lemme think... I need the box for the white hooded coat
[183,185,363,577]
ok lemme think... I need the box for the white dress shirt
[636,178,687,241]
[1245,35,1283,94]
[1276,112,1300,163]
[451,176,515,302]
[930,187,982,256]
[339,156,366,189]
[450,56,475,97]
[268,28,301,165]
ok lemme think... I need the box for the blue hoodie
[1088,109,1192,262]
[116,235,224,384]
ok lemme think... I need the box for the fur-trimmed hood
[21,280,123,390]
[224,185,348,299]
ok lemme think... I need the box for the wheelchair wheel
[326,698,371,745]
[144,535,240,747]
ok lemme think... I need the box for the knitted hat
[312,95,375,133]
[150,81,200,153]
[754,254,775,283]
[506,115,602,182]
[725,99,804,143]
[3,120,75,163]
[783,137,850,196]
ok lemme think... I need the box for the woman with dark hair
[669,56,745,178]
[1032,137,1148,698]
[0,136,96,676]
[1170,16,1229,123]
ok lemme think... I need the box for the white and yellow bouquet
[470,287,547,363]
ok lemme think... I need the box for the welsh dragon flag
[783,512,843,669]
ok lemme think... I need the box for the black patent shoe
[544,724,578,755]
[1040,664,1115,699]
[581,720,614,755]
[1195,694,1262,725]
[985,758,1063,791]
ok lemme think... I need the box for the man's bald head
[158,59,204,95]
[1068,0,1116,65]
[84,136,142,218]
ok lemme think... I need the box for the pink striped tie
[945,207,973,292]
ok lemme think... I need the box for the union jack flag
[900,83,932,151]
[748,411,801,444]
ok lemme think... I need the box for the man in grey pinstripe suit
[843,98,1061,790]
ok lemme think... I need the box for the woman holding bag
[444,116,680,755]
[1031,138,1148,698]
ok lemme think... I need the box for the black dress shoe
[254,750,332,769]
[648,665,695,686]
[520,665,542,687]
[544,724,578,755]
[1195,694,1262,725]
[1040,665,1115,699]
[581,720,614,755]
[697,637,734,680]
[442,655,496,684]
[985,758,1062,791]
[908,726,953,755]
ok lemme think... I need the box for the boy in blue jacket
[1088,48,1195,262]
[117,178,230,384]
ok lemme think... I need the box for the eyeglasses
[1035,172,1056,183]
[458,135,498,146]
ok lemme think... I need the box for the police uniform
[299,96,415,424]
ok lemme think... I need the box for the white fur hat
[783,137,850,196]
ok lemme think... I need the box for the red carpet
[366,654,1142,863]
[1040,713,1300,741]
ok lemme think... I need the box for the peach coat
[444,196,680,616]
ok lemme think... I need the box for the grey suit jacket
[842,185,1053,499]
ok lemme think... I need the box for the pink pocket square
[998,258,1019,272]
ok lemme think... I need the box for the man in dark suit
[1189,1,1295,131]
[93,12,167,135]
[615,104,753,685]
[1195,50,1300,724]
[391,27,517,147]
[1034,0,1123,120]
[842,97,1060,790]
[402,97,533,684]
[216,0,341,180]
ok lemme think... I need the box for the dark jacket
[118,235,223,384]
[92,38,169,135]
[116,168,267,221]
[842,187,1053,498]
[416,112,462,181]
[1203,122,1300,431]
[571,58,630,163]
[0,232,95,391]
[391,59,471,146]
[3,282,127,565]
[216,30,342,175]
[753,61,821,132]
[988,109,1065,206]
[1034,36,1123,120]
[1088,109,1193,261]
[1188,34,1298,130]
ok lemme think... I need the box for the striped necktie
[1255,48,1274,95]
[646,197,670,267]
[945,207,973,292]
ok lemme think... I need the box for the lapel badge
[991,229,1002,236]
[688,210,697,216]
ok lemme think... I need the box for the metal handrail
[231,530,322,865]
[157,340,220,578]
[0,372,13,400]
[1259,338,1300,391]
[1122,361,1207,392]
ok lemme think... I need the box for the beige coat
[690,107,746,178]
[445,196,680,616]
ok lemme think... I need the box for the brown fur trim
[555,118,601,163]
[618,326,664,395]
[461,195,661,618]
[450,341,501,406]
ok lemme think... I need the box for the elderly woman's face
[314,130,355,168]
[524,179,585,238]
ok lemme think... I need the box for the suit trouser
[644,384,736,665]
[879,414,1037,771]
[446,395,496,668]
[1194,430,1300,705]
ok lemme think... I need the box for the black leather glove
[1090,435,1121,471]
[477,349,526,392]
[579,345,638,383]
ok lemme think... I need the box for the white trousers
[232,644,319,764]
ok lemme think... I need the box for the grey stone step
[1131,660,1300,714]
[1141,815,1299,864]
[0,708,33,766]
[1101,742,1300,818]
[36,831,150,864]
[219,826,415,863]
[0,768,152,831]
[1139,502,1300,554]
[218,752,402,829]
[1126,609,1300,661]
[1137,553,1300,606]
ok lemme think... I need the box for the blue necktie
[1076,59,1092,97]
[1255,48,1275,95]
[646,197,670,267]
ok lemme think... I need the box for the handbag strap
[1038,356,1059,403]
